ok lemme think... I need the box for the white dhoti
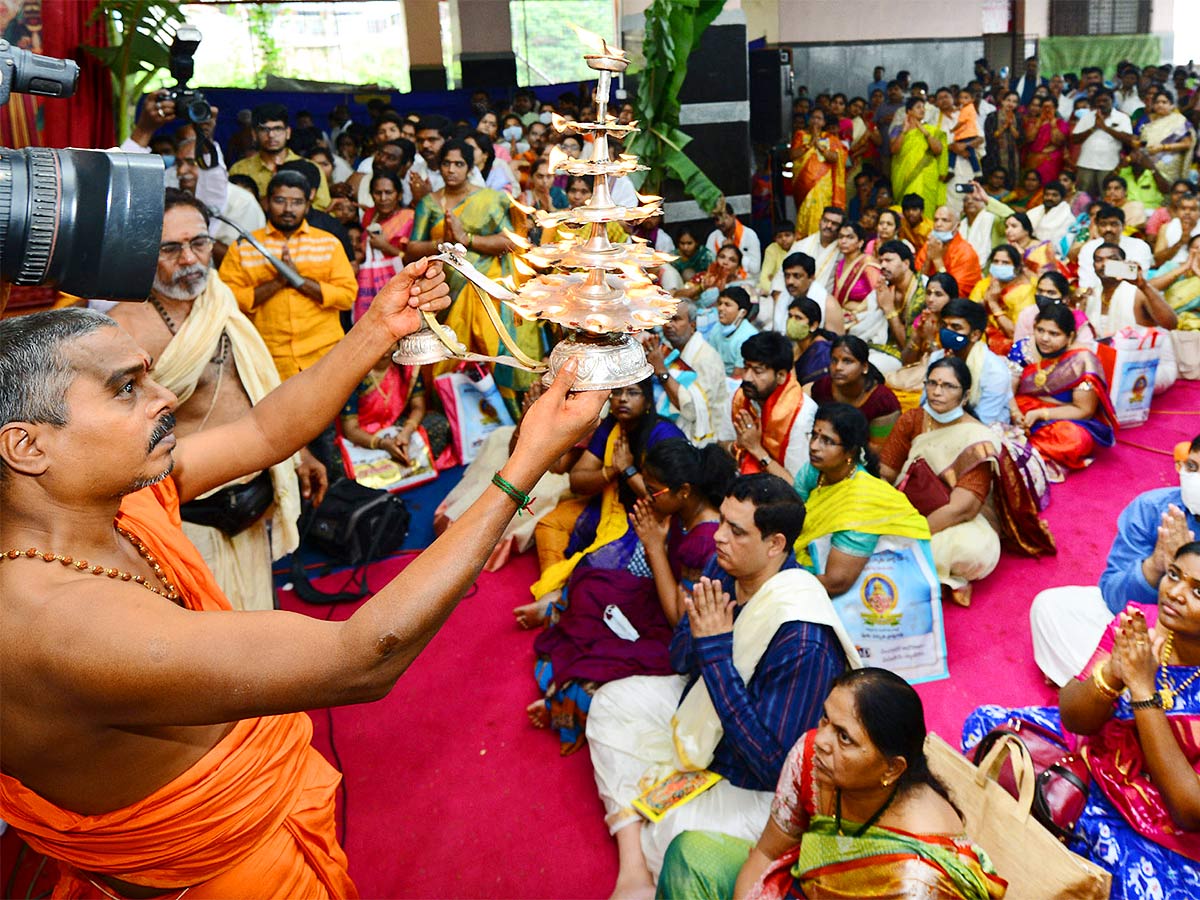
[1029,585,1112,687]
[182,518,274,611]
[930,515,1001,590]
[585,675,773,879]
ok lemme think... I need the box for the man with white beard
[108,190,327,612]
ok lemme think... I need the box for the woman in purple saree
[528,440,736,754]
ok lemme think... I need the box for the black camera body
[166,25,212,124]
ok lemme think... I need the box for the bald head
[932,205,957,231]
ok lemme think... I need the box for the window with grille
[1049,0,1152,36]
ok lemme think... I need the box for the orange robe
[914,233,983,297]
[0,480,357,899]
[730,373,806,473]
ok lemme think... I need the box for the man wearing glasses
[218,171,357,381]
[109,189,327,612]
[229,103,332,211]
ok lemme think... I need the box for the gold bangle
[1092,663,1121,701]
[885,310,900,320]
[369,435,381,450]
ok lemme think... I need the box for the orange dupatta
[730,373,806,473]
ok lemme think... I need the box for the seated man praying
[585,474,860,897]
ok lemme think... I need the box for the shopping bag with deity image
[1095,327,1159,428]
[336,426,438,494]
[806,534,948,683]
[435,363,515,465]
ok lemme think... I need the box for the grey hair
[676,297,698,324]
[0,308,116,428]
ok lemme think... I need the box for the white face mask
[539,112,553,125]
[502,125,523,142]
[1181,470,1200,516]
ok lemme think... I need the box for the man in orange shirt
[914,204,982,297]
[0,263,605,898]
[219,170,358,381]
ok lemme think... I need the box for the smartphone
[954,183,974,193]
[1103,259,1139,281]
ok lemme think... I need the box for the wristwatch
[656,371,670,384]
[759,454,772,470]
[1129,692,1164,710]
[621,465,639,480]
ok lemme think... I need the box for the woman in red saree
[831,222,881,315]
[790,109,847,237]
[1013,304,1117,472]
[964,542,1200,900]
[1022,98,1070,185]
[657,668,1006,899]
[354,172,414,321]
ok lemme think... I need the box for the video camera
[164,25,212,125]
[0,39,165,300]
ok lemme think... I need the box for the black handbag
[291,478,410,604]
[180,470,275,536]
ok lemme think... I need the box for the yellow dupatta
[794,468,930,567]
[529,426,629,597]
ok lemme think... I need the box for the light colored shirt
[1072,109,1132,172]
[705,223,763,280]
[1077,234,1153,281]
[927,347,1013,425]
[229,150,331,211]
[1027,202,1075,245]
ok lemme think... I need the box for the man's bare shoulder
[106,303,172,359]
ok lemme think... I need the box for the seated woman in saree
[791,404,929,599]
[1139,89,1197,184]
[831,223,881,322]
[787,296,833,386]
[890,97,948,219]
[879,357,1001,608]
[1011,302,1118,475]
[465,130,517,196]
[406,139,529,378]
[515,157,568,245]
[1011,270,1096,348]
[1004,210,1064,278]
[1148,232,1200,329]
[658,667,1006,900]
[672,225,714,282]
[962,542,1200,900]
[541,175,629,246]
[888,273,960,409]
[791,108,847,237]
[354,172,414,321]
[527,440,735,754]
[810,336,902,451]
[864,208,909,258]
[337,348,448,491]
[1022,97,1070,187]
[516,378,686,627]
[1001,169,1044,214]
[970,244,1035,356]
[677,242,748,306]
[706,285,759,378]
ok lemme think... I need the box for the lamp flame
[503,229,532,251]
[509,194,537,216]
[548,145,569,174]
[551,112,571,134]
[569,23,626,59]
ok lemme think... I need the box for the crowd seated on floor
[6,46,1200,900]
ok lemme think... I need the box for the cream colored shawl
[671,568,863,771]
[150,271,301,558]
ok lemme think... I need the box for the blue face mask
[990,262,1016,282]
[930,228,956,243]
[161,154,175,169]
[939,327,970,352]
[922,400,964,424]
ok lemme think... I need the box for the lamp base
[542,332,653,391]
[391,324,462,366]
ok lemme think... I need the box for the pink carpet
[276,382,1198,899]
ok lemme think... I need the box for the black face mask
[1035,294,1064,310]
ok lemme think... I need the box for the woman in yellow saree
[890,98,948,219]
[791,108,847,236]
[407,138,540,389]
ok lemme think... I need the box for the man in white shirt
[1050,74,1075,121]
[1114,66,1144,117]
[958,189,999,263]
[1027,180,1076,246]
[176,133,265,266]
[1070,90,1134,198]
[645,300,734,445]
[764,252,836,334]
[705,198,762,280]
[792,206,845,291]
[1073,204,1153,281]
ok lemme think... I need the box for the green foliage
[625,0,724,212]
[84,0,186,142]
[509,0,615,87]
[246,4,282,85]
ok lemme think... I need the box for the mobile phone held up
[954,183,974,194]
[1103,259,1140,281]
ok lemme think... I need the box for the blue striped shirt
[669,559,847,791]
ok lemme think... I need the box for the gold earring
[881,777,891,787]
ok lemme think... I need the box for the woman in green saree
[890,97,949,219]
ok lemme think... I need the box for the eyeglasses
[808,432,843,448]
[924,378,964,393]
[255,124,287,135]
[158,235,214,260]
[268,197,309,210]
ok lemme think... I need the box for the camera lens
[0,147,166,300]
[185,99,212,124]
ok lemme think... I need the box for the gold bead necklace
[1157,628,1200,711]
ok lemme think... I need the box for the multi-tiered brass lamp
[392,27,677,390]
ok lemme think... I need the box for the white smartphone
[603,605,640,642]
[1103,259,1139,281]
